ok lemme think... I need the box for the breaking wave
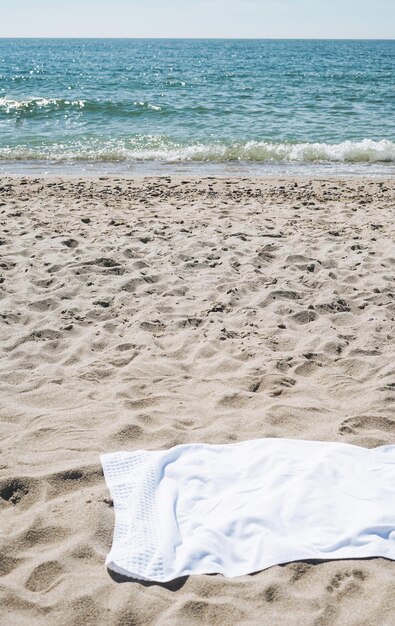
[0,97,166,116]
[0,97,85,113]
[0,138,394,164]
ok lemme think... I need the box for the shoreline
[1,172,395,184]
[1,160,395,179]
[1,175,394,625]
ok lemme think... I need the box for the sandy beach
[1,175,394,625]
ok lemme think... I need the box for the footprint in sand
[0,477,42,509]
[339,415,395,436]
[25,561,64,592]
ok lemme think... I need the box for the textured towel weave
[101,438,395,582]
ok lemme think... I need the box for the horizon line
[1,36,394,41]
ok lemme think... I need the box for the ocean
[0,38,394,176]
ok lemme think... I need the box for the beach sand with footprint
[0,176,394,625]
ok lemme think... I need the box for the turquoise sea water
[0,39,394,175]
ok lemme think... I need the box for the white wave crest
[0,138,394,163]
[0,97,85,112]
[141,139,395,163]
[238,139,395,163]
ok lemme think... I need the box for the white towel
[101,438,395,582]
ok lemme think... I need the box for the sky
[1,0,394,39]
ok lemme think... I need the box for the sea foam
[0,138,394,163]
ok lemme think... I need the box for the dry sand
[0,175,394,625]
